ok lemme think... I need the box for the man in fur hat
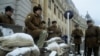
[71,24,83,55]
[0,6,15,24]
[47,21,62,40]
[85,20,100,56]
[25,4,48,48]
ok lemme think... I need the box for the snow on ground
[45,37,68,56]
[0,33,34,47]
[49,51,57,56]
[46,37,62,44]
[3,33,33,41]
[6,45,40,56]
[6,47,31,56]
[59,43,69,48]
[69,50,94,56]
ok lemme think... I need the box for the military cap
[52,21,57,24]
[33,4,42,13]
[87,20,93,23]
[41,21,46,24]
[5,6,14,12]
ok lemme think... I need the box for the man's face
[6,11,13,16]
[42,23,46,26]
[53,23,57,26]
[36,10,42,15]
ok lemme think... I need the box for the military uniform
[0,14,15,24]
[25,13,47,48]
[47,25,62,40]
[25,13,42,38]
[71,28,83,54]
[40,21,47,30]
[85,26,100,56]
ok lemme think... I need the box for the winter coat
[71,28,83,44]
[85,26,100,48]
[0,14,15,24]
[25,13,42,39]
[47,25,62,40]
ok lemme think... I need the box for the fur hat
[5,6,13,12]
[33,4,42,13]
[41,21,46,24]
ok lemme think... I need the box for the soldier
[71,24,83,55]
[25,4,48,48]
[47,21,62,40]
[85,20,100,56]
[40,21,47,30]
[0,6,15,24]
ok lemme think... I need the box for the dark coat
[85,26,100,48]
[47,25,62,39]
[71,28,83,44]
[0,14,15,24]
[25,13,42,39]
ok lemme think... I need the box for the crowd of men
[0,4,100,56]
[71,20,100,56]
[0,5,62,56]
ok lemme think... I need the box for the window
[48,0,51,9]
[52,0,54,3]
[54,5,56,14]
[65,19,66,23]
[62,13,63,21]
[39,0,40,4]
[62,28,63,32]
[48,18,50,27]
[56,6,58,16]
[58,10,60,18]
[65,29,67,34]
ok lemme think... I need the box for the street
[69,37,100,56]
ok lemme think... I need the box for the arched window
[48,18,50,27]
[52,0,54,3]
[48,0,51,9]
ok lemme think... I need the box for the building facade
[34,0,87,35]
[0,0,87,35]
[0,0,32,26]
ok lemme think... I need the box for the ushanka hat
[5,6,14,12]
[33,4,42,13]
